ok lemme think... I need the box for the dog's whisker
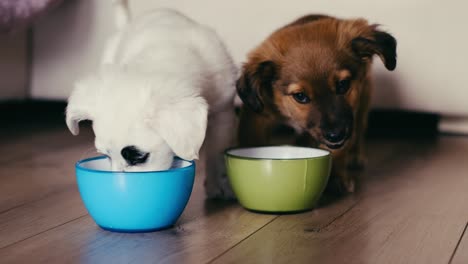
[79,147,99,160]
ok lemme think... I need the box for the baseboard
[438,116,468,135]
[0,100,441,138]
[366,110,439,138]
[0,99,66,124]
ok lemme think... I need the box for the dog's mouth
[319,127,352,150]
[324,140,346,150]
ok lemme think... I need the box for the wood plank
[450,223,468,264]
[1,121,280,261]
[0,124,94,165]
[0,125,94,212]
[0,144,93,213]
[0,177,277,264]
[0,126,402,262]
[0,124,95,248]
[0,187,87,248]
[3,118,466,263]
[0,177,354,263]
[213,136,468,264]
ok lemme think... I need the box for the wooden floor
[1,120,468,264]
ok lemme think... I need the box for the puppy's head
[66,68,208,171]
[237,16,397,150]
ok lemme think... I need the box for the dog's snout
[324,128,346,143]
[121,146,149,166]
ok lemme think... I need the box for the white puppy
[66,3,237,198]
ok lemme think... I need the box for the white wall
[31,0,115,100]
[31,0,468,117]
[0,31,28,101]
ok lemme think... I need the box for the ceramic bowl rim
[76,156,195,174]
[225,145,330,161]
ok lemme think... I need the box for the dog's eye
[292,92,311,104]
[336,80,351,95]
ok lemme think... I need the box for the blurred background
[1,0,467,134]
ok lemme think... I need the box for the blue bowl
[75,156,195,232]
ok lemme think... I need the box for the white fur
[112,0,130,29]
[66,7,237,198]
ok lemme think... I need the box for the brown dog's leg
[347,127,367,171]
[347,82,372,171]
[326,152,356,195]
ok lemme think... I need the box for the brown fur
[237,14,397,194]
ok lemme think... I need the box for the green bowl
[225,146,331,213]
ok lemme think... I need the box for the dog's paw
[344,178,355,193]
[325,175,356,195]
[204,175,236,200]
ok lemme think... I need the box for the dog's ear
[149,96,208,161]
[351,28,397,71]
[236,60,277,112]
[66,79,97,135]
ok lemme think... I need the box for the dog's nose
[121,146,149,165]
[324,128,346,143]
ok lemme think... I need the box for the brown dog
[236,14,397,194]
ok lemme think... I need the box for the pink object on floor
[0,0,64,33]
